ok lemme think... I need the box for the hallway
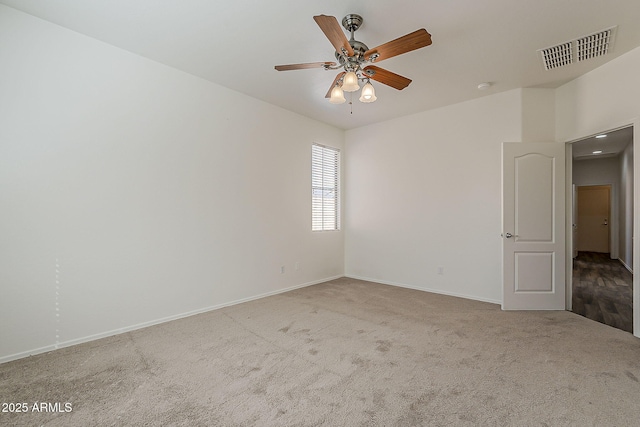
[572,251,633,333]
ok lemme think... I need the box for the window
[312,143,340,231]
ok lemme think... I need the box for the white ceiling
[3,0,640,130]
[572,126,634,160]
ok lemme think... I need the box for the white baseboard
[619,258,634,274]
[0,275,342,365]
[345,274,502,305]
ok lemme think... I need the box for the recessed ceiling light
[593,150,603,154]
[595,134,607,139]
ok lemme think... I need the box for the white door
[502,142,566,310]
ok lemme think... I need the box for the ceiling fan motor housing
[335,39,369,65]
[336,13,369,68]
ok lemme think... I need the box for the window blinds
[312,143,340,231]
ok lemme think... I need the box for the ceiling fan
[275,14,432,104]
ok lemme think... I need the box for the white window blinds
[312,143,340,231]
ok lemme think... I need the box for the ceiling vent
[540,42,573,70]
[538,26,616,70]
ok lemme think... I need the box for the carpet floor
[1,277,640,426]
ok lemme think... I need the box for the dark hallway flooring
[572,251,633,333]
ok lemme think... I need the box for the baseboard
[0,275,342,365]
[345,274,502,305]
[619,258,634,274]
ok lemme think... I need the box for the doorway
[570,126,634,333]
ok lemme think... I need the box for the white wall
[0,5,344,362]
[556,47,640,142]
[521,88,556,142]
[573,157,621,186]
[344,89,523,303]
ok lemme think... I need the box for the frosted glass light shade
[329,85,346,104]
[342,71,360,92]
[359,82,377,103]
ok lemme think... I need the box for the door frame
[564,118,639,338]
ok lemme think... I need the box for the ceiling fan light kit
[275,13,432,107]
[342,71,360,92]
[359,81,377,103]
[329,85,346,104]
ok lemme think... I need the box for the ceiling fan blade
[275,62,336,71]
[364,29,432,62]
[325,72,346,98]
[313,15,355,57]
[363,66,412,90]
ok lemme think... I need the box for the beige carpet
[1,277,640,426]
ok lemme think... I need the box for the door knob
[505,232,513,238]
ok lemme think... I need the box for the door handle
[603,219,608,226]
[504,232,513,238]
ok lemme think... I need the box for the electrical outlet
[437,266,444,275]
[295,262,299,271]
[280,266,285,274]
